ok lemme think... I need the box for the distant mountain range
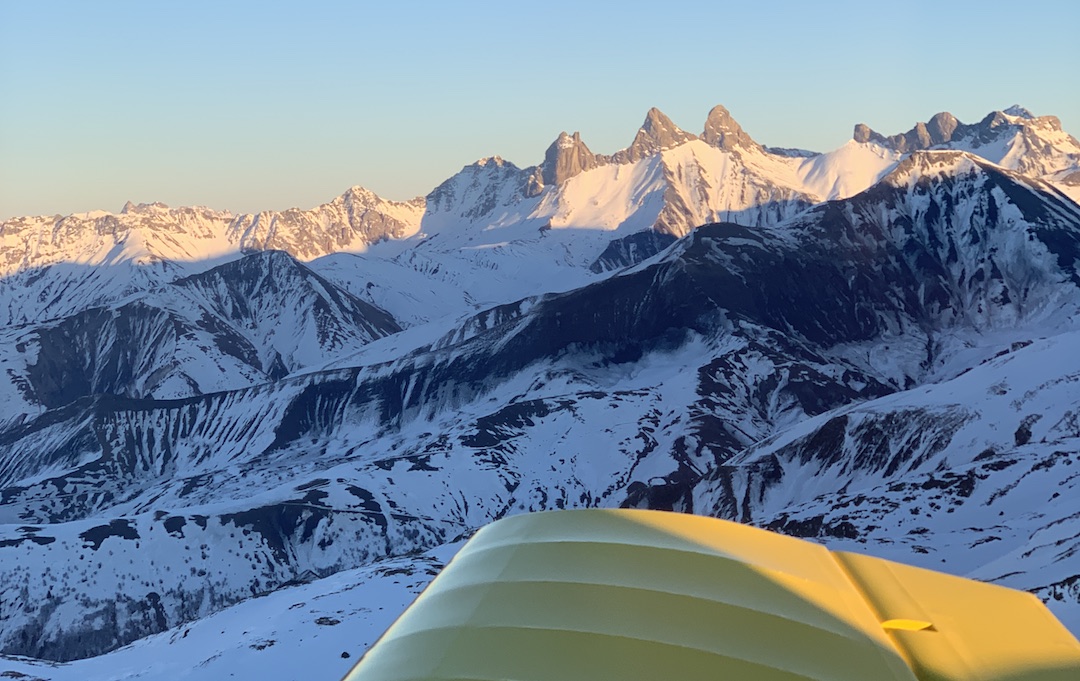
[1,105,1079,679]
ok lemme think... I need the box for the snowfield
[1,105,1080,679]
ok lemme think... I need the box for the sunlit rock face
[701,104,762,152]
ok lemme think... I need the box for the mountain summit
[613,107,699,163]
[851,107,1080,200]
[539,131,598,186]
[854,111,961,151]
[701,104,761,152]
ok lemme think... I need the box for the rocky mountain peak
[980,110,1012,130]
[613,107,697,163]
[342,184,377,198]
[926,111,959,142]
[338,185,425,211]
[882,149,979,185]
[642,106,672,128]
[700,104,759,152]
[854,112,961,152]
[472,155,515,169]
[853,106,1073,155]
[336,185,382,208]
[540,131,598,186]
[852,123,876,144]
[1004,105,1036,119]
[116,201,171,214]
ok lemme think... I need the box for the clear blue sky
[2,0,1077,219]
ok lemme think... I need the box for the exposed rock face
[854,108,1072,153]
[0,188,426,278]
[925,111,960,144]
[852,123,874,144]
[611,108,698,164]
[1004,105,1036,119]
[588,230,678,273]
[524,106,768,197]
[764,146,819,158]
[853,108,1080,189]
[854,112,960,151]
[425,156,533,222]
[230,186,423,260]
[541,131,598,186]
[700,104,761,152]
[6,250,402,410]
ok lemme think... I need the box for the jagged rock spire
[540,131,598,186]
[853,108,1063,153]
[701,105,759,152]
[613,108,697,163]
[925,112,959,144]
[854,112,961,151]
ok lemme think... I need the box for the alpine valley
[2,104,1080,680]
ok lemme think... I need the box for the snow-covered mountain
[1,105,1080,678]
[5,105,1076,329]
[0,250,401,417]
[695,329,1080,611]
[855,106,1080,200]
[0,193,420,330]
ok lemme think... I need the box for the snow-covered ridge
[4,105,1074,284]
[856,107,1080,199]
[0,187,426,278]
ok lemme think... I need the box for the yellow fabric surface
[882,619,935,632]
[837,551,1080,681]
[343,509,1079,681]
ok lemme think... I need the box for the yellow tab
[882,619,935,632]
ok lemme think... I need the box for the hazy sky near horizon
[2,0,1077,219]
